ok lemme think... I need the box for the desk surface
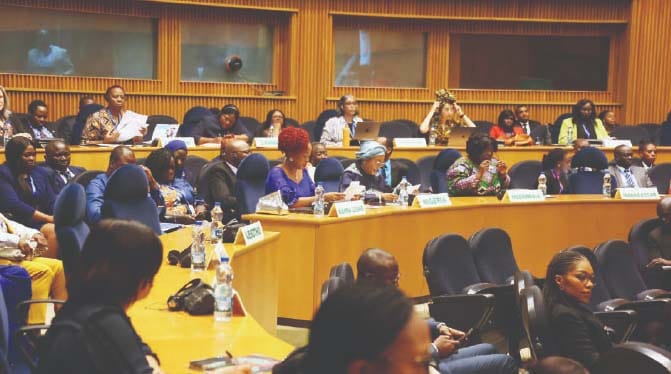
[4,145,671,171]
[128,229,293,373]
[245,195,659,321]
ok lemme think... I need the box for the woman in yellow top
[419,89,475,146]
[83,85,145,144]
[558,99,609,145]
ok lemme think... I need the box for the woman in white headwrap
[340,141,397,202]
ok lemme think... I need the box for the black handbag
[167,279,214,315]
[221,219,247,243]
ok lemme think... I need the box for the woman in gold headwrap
[419,89,475,146]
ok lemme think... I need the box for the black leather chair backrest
[54,115,77,141]
[473,121,494,135]
[72,170,104,188]
[315,109,339,142]
[647,163,671,194]
[416,156,435,191]
[610,126,652,145]
[391,158,420,186]
[392,119,420,137]
[571,147,609,170]
[508,160,543,189]
[552,113,572,144]
[315,157,344,193]
[520,285,556,360]
[184,155,208,187]
[595,240,648,300]
[340,158,355,170]
[599,342,671,374]
[240,117,261,136]
[320,277,347,303]
[301,121,316,141]
[285,118,300,128]
[628,217,666,289]
[469,227,520,285]
[380,121,414,139]
[423,234,482,297]
[329,263,354,286]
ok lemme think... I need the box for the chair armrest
[429,294,495,333]
[636,289,671,301]
[17,299,66,325]
[594,310,638,343]
[597,298,634,312]
[462,282,500,295]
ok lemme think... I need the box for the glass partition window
[450,34,610,91]
[181,21,273,83]
[334,29,427,88]
[0,6,156,79]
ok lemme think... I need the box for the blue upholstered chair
[101,164,161,235]
[569,147,610,194]
[54,183,90,281]
[430,149,461,193]
[508,160,543,189]
[416,156,436,192]
[184,155,208,187]
[314,157,344,193]
[648,163,671,194]
[234,153,270,215]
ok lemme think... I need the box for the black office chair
[314,110,339,142]
[54,115,76,141]
[519,285,556,360]
[301,121,316,141]
[430,149,461,193]
[284,118,300,128]
[599,342,671,374]
[391,158,420,186]
[648,163,671,194]
[379,121,414,139]
[508,161,543,189]
[320,277,348,303]
[392,119,420,137]
[315,157,344,193]
[240,117,261,136]
[416,156,436,192]
[610,126,652,145]
[184,155,208,187]
[569,147,610,194]
[340,158,355,170]
[628,218,669,289]
[329,263,354,286]
[72,170,104,189]
[473,121,494,135]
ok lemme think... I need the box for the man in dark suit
[608,144,653,188]
[41,139,85,193]
[515,104,551,145]
[197,139,250,223]
[647,197,671,269]
[16,100,57,143]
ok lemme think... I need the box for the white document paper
[344,181,366,201]
[115,111,148,142]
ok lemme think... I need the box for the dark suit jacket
[0,164,56,228]
[14,121,57,141]
[197,160,239,222]
[517,120,552,145]
[647,225,671,262]
[549,301,612,372]
[40,164,86,194]
[542,169,570,194]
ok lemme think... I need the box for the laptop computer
[448,127,478,147]
[352,121,382,141]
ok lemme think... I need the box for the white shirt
[226,161,238,175]
[57,168,77,184]
[320,115,363,146]
[0,213,38,249]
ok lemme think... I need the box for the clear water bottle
[269,123,275,137]
[537,172,547,196]
[210,202,224,242]
[566,125,574,144]
[399,176,409,207]
[2,122,12,147]
[214,256,234,323]
[429,124,437,146]
[602,173,612,197]
[191,221,206,271]
[314,183,325,217]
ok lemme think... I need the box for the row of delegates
[537,149,572,194]
[608,144,653,188]
[37,220,163,374]
[558,99,609,145]
[418,91,475,145]
[82,85,146,145]
[635,139,656,170]
[489,110,533,146]
[446,133,510,196]
[265,127,344,208]
[340,141,397,202]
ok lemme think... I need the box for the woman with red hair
[265,127,344,207]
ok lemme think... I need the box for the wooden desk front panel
[246,196,657,321]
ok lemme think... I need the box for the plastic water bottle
[2,122,12,147]
[602,173,612,197]
[429,124,437,146]
[210,202,224,242]
[214,255,234,322]
[190,221,206,272]
[269,123,275,137]
[567,125,574,144]
[537,172,547,196]
[399,176,410,207]
[314,183,325,217]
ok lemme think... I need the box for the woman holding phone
[446,132,509,196]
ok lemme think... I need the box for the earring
[289,157,294,162]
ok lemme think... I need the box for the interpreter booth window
[450,34,610,91]
[334,29,427,88]
[0,6,157,79]
[181,21,274,83]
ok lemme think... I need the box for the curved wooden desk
[244,195,659,321]
[127,229,292,372]
[3,145,671,170]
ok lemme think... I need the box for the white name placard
[503,189,545,203]
[328,200,366,218]
[393,138,427,147]
[234,221,265,245]
[615,187,660,200]
[411,193,452,208]
[602,139,633,148]
[254,137,279,148]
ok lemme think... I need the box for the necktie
[624,169,636,188]
[523,123,529,135]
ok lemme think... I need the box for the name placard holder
[234,221,265,245]
[614,187,660,200]
[328,200,366,218]
[253,137,279,148]
[503,189,545,203]
[411,193,452,208]
[393,138,427,147]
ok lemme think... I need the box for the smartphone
[189,356,234,371]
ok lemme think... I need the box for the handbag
[221,219,246,243]
[167,279,214,315]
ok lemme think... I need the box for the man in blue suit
[41,140,85,194]
[86,146,135,224]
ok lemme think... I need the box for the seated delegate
[418,89,475,146]
[16,99,56,142]
[41,139,85,194]
[192,104,252,146]
[265,127,343,208]
[489,109,532,146]
[340,141,397,202]
[320,95,363,147]
[446,133,509,196]
[608,144,653,188]
[86,146,136,224]
[306,141,328,182]
[558,99,609,145]
[544,250,612,372]
[538,148,571,194]
[635,139,656,170]
[164,139,190,181]
[83,85,146,144]
[256,109,290,138]
[37,220,163,374]
[646,197,671,269]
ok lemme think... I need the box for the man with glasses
[41,139,85,193]
[356,248,518,374]
[197,139,250,223]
